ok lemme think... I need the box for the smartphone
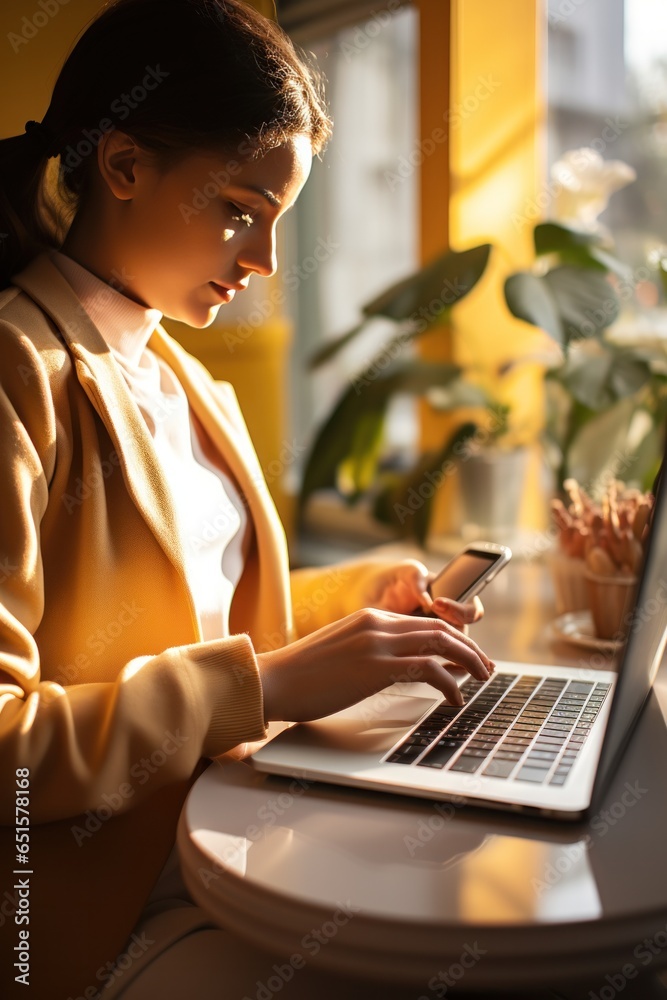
[415,541,512,615]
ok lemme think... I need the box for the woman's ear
[97,129,146,201]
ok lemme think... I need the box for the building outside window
[548,0,667,307]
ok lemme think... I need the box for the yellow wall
[1,0,547,543]
[414,0,547,537]
[449,0,546,430]
[162,312,295,532]
[0,0,276,129]
[0,0,295,537]
[0,2,102,130]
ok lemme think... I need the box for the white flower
[550,148,636,234]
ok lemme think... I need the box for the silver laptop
[250,463,667,821]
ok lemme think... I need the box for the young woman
[0,1,493,996]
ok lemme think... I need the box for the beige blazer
[0,252,369,999]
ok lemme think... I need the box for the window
[280,4,419,486]
[548,0,667,306]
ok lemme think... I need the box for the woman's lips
[209,282,235,303]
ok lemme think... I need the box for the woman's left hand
[354,558,484,632]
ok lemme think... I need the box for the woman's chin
[162,302,222,329]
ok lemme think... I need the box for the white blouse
[50,250,251,641]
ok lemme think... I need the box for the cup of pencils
[550,479,652,640]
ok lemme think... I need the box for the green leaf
[533,223,630,280]
[504,271,563,343]
[609,354,654,398]
[584,246,633,280]
[337,408,387,498]
[307,321,366,370]
[299,360,468,512]
[565,398,654,488]
[373,359,463,396]
[299,388,383,510]
[534,222,603,255]
[544,266,620,342]
[307,244,491,370]
[349,357,466,401]
[372,423,480,544]
[425,380,490,410]
[505,266,621,346]
[362,243,492,322]
[557,347,652,411]
[558,354,615,410]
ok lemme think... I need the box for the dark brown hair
[0,0,332,290]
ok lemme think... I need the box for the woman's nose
[238,228,277,278]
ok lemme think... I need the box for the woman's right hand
[256,607,495,724]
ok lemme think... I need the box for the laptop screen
[590,448,667,808]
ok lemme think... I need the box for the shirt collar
[49,250,163,366]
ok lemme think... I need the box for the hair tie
[23,119,58,159]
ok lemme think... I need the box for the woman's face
[83,133,313,327]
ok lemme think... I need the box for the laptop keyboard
[386,673,611,786]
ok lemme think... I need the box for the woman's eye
[227,202,255,227]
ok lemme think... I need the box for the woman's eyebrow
[236,185,282,208]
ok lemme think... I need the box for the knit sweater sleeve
[289,557,405,638]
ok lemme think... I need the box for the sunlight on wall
[419,0,548,537]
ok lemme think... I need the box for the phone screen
[429,550,502,602]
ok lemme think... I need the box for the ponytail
[0,122,67,291]
[0,0,332,292]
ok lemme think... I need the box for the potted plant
[299,149,667,546]
[504,148,667,495]
[298,241,531,545]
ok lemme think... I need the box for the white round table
[178,559,667,995]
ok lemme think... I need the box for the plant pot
[547,550,589,615]
[458,447,529,539]
[585,570,638,641]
